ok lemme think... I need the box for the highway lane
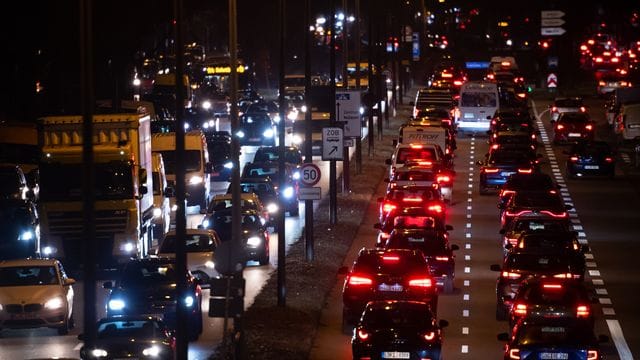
[310,95,639,359]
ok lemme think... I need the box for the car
[498,172,558,209]
[0,199,41,260]
[234,177,281,217]
[564,140,616,179]
[79,315,175,360]
[103,257,203,341]
[374,205,453,248]
[386,160,454,203]
[155,229,222,287]
[386,143,451,178]
[498,317,608,360]
[351,300,448,360]
[551,112,595,144]
[490,249,586,321]
[384,228,459,293]
[204,192,273,231]
[549,97,587,121]
[510,233,589,259]
[244,100,281,124]
[0,258,76,335]
[489,109,533,133]
[499,215,575,251]
[340,248,439,329]
[478,150,540,195]
[488,129,538,152]
[0,164,31,201]
[378,186,447,226]
[253,145,303,169]
[508,277,596,329]
[199,207,270,266]
[237,112,276,146]
[236,172,299,216]
[499,190,571,230]
[205,131,233,182]
[241,160,301,190]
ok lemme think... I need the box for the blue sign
[412,33,420,61]
[465,61,490,69]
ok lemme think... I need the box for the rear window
[396,148,437,164]
[159,233,216,253]
[515,324,594,346]
[554,98,583,107]
[394,171,436,182]
[505,253,571,272]
[353,252,428,275]
[362,304,433,328]
[558,113,589,123]
[387,232,447,254]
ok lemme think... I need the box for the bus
[455,81,499,133]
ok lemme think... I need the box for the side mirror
[338,266,349,275]
[451,244,460,251]
[103,281,113,289]
[392,139,398,147]
[64,278,76,286]
[490,264,501,272]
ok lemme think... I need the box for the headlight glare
[223,161,233,169]
[202,219,210,228]
[189,176,203,185]
[282,186,295,199]
[90,349,108,358]
[247,236,262,247]
[266,203,278,213]
[19,230,34,241]
[184,295,195,308]
[44,296,64,310]
[108,299,126,311]
[142,345,161,357]
[205,260,215,269]
[263,129,274,138]
[153,208,163,218]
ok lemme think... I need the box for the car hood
[0,285,64,304]
[155,252,213,271]
[92,338,170,353]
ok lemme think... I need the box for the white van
[151,152,173,242]
[617,103,640,141]
[455,81,499,133]
[151,130,211,211]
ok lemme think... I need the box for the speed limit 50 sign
[299,163,321,187]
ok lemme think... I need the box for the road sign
[299,163,321,187]
[541,10,565,19]
[547,73,558,88]
[541,27,566,36]
[336,90,362,138]
[541,18,565,27]
[548,56,559,68]
[344,138,355,147]
[322,127,344,160]
[299,186,321,200]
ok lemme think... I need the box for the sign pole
[303,0,314,261]
[329,0,337,225]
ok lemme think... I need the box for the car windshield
[393,171,436,182]
[0,266,58,286]
[209,197,258,213]
[120,262,178,287]
[243,165,279,178]
[159,233,216,253]
[362,305,433,328]
[387,232,447,254]
[239,182,276,196]
[97,320,162,339]
[254,148,302,164]
[559,114,589,123]
[156,150,202,174]
[353,252,428,275]
[396,148,437,164]
[555,99,583,107]
[513,219,569,232]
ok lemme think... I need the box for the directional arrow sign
[541,10,565,19]
[322,127,344,160]
[541,27,566,36]
[547,73,558,88]
[541,18,565,27]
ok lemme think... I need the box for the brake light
[483,168,500,173]
[348,275,373,286]
[540,210,567,218]
[382,203,397,213]
[505,210,530,217]
[556,124,564,130]
[542,284,562,289]
[580,106,587,112]
[585,124,593,131]
[453,80,463,86]
[570,156,579,162]
[507,237,519,247]
[416,161,432,166]
[383,255,400,262]
[577,305,590,318]
[357,328,370,341]
[587,350,599,360]
[605,157,614,163]
[517,93,526,99]
[422,331,436,341]
[428,204,444,213]
[501,271,521,279]
[500,189,515,198]
[437,175,451,183]
[595,57,603,63]
[553,272,580,279]
[531,133,536,140]
[513,303,527,316]
[508,348,521,359]
[410,144,424,149]
[408,277,433,288]
[435,256,449,261]
[551,106,558,112]
[517,168,532,174]
[403,197,423,203]
[491,144,500,150]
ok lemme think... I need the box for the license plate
[568,133,581,137]
[584,165,599,169]
[382,351,411,359]
[378,283,403,292]
[249,137,260,142]
[501,171,515,177]
[10,313,37,320]
[540,353,569,360]
[212,172,220,177]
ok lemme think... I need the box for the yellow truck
[0,121,40,189]
[37,113,155,268]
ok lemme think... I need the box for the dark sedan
[565,140,616,179]
[551,112,595,144]
[478,150,540,195]
[79,316,175,360]
[352,300,448,360]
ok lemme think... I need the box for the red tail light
[585,124,593,131]
[348,275,373,286]
[505,210,531,217]
[501,271,521,279]
[556,124,565,130]
[437,175,451,183]
[382,203,397,213]
[506,237,519,247]
[428,204,444,213]
[435,256,449,261]
[570,156,579,162]
[500,189,515,198]
[408,277,433,288]
[553,272,581,279]
[605,157,614,163]
[540,210,567,218]
[383,255,400,262]
[587,350,599,360]
[580,106,587,112]
[517,168,532,174]
[483,168,500,173]
[551,106,558,112]
[542,284,562,290]
[577,305,590,318]
[410,144,424,149]
[513,303,527,316]
[422,331,436,341]
[508,348,521,359]
[403,196,423,203]
[357,328,370,341]
[453,80,463,86]
[491,144,500,150]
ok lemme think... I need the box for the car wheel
[443,277,454,294]
[258,250,270,266]
[496,304,507,321]
[57,317,70,335]
[189,312,203,341]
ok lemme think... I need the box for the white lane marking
[465,255,471,261]
[463,294,470,301]
[462,327,469,335]
[461,345,469,353]
[467,190,472,195]
[464,280,470,286]
[468,183,473,188]
[603,307,616,316]
[589,270,601,277]
[573,225,584,230]
[463,309,469,317]
[607,319,635,360]
[592,279,604,286]
[467,205,472,210]
[467,214,472,219]
[599,298,612,305]
[571,218,581,224]
[596,288,608,295]
[578,231,586,237]
[578,238,589,245]
[465,233,471,238]
[466,223,472,228]
[465,242,471,248]
[469,167,474,171]
[467,198,473,203]
[585,253,594,260]
[469,161,474,165]
[586,262,597,268]
[464,267,471,273]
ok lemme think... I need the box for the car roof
[0,258,59,267]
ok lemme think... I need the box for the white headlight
[171,204,178,211]
[184,123,190,130]
[108,299,125,311]
[184,295,195,307]
[205,260,215,269]
[282,186,295,198]
[44,297,64,310]
[203,122,210,129]
[153,208,163,218]
[19,230,34,241]
[287,111,298,121]
[273,115,281,123]
[266,203,278,213]
[224,161,234,169]
[43,246,56,256]
[263,129,274,138]
[301,105,308,113]
[121,243,135,253]
[91,349,108,358]
[236,130,245,138]
[202,219,210,228]
[292,171,301,180]
[359,106,365,115]
[247,236,262,247]
[189,176,203,185]
[292,135,303,145]
[202,100,212,110]
[142,345,161,357]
